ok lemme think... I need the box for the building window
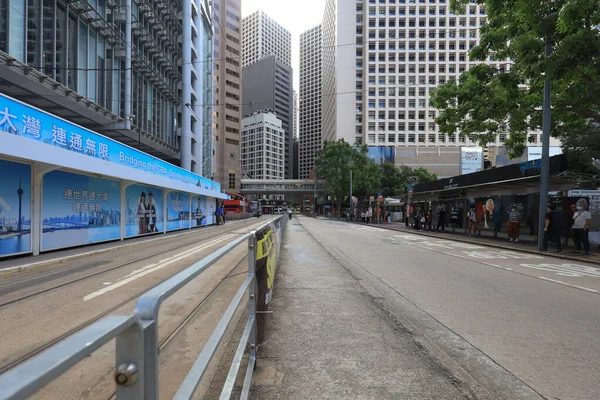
[229,173,236,190]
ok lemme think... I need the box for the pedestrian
[287,207,293,220]
[436,208,446,232]
[450,208,459,232]
[426,211,433,231]
[346,210,350,222]
[507,206,521,242]
[467,207,478,236]
[361,211,365,223]
[215,206,222,225]
[492,205,503,237]
[571,199,592,254]
[543,204,563,252]
[221,204,226,224]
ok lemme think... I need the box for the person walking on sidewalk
[543,204,563,252]
[507,206,521,242]
[450,208,460,232]
[436,208,446,232]
[571,199,592,254]
[492,206,503,237]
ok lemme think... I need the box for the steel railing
[0,215,287,400]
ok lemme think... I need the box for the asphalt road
[0,217,272,400]
[299,217,600,400]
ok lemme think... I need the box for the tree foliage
[431,0,600,163]
[380,162,438,197]
[315,140,381,216]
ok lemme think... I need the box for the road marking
[520,263,600,278]
[482,262,513,271]
[463,250,544,260]
[538,277,599,293]
[103,282,112,285]
[83,234,236,302]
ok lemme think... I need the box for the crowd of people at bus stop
[403,197,594,255]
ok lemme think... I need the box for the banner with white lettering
[41,170,121,251]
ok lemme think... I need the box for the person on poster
[195,198,204,226]
[137,192,148,235]
[147,192,158,232]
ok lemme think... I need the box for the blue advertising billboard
[41,171,121,251]
[167,191,190,231]
[0,159,32,256]
[125,185,163,238]
[191,196,207,227]
[0,93,220,193]
[367,146,395,165]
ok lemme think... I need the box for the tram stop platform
[250,217,466,399]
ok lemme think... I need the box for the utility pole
[350,169,353,220]
[537,39,552,250]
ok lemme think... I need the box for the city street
[0,218,271,400]
[297,217,600,400]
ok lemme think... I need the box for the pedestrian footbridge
[240,179,327,195]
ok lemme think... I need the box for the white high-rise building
[299,24,323,179]
[241,110,285,180]
[242,10,292,68]
[321,0,539,149]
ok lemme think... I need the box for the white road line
[482,262,513,271]
[83,234,237,302]
[538,277,599,293]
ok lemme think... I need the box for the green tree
[380,162,438,197]
[431,0,600,162]
[315,140,381,216]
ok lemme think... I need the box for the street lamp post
[537,39,553,250]
[350,169,353,220]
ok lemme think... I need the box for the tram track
[0,218,265,308]
[0,233,252,380]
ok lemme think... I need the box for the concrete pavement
[252,218,479,399]
[280,217,600,400]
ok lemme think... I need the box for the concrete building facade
[242,55,294,179]
[241,10,292,68]
[0,0,214,176]
[299,24,323,179]
[213,0,242,192]
[321,0,544,152]
[241,110,285,180]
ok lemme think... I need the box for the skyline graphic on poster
[41,171,121,251]
[0,160,32,256]
[167,191,190,231]
[191,196,207,227]
[125,185,163,238]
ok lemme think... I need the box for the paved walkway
[347,219,600,265]
[250,218,473,399]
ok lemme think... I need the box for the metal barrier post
[248,234,257,360]
[139,319,159,400]
[115,322,145,399]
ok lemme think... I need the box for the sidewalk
[350,220,600,265]
[250,219,470,399]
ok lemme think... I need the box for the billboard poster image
[125,185,163,238]
[41,170,121,251]
[0,159,32,256]
[191,196,207,227]
[167,191,190,231]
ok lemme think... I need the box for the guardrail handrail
[0,316,144,400]
[0,215,286,400]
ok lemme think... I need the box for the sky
[241,0,326,94]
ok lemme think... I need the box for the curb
[0,218,255,277]
[349,222,600,266]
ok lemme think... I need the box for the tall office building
[299,24,323,179]
[321,0,538,150]
[242,10,292,68]
[293,90,299,139]
[0,0,214,175]
[241,110,285,180]
[241,11,293,179]
[213,0,242,192]
[242,55,294,179]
